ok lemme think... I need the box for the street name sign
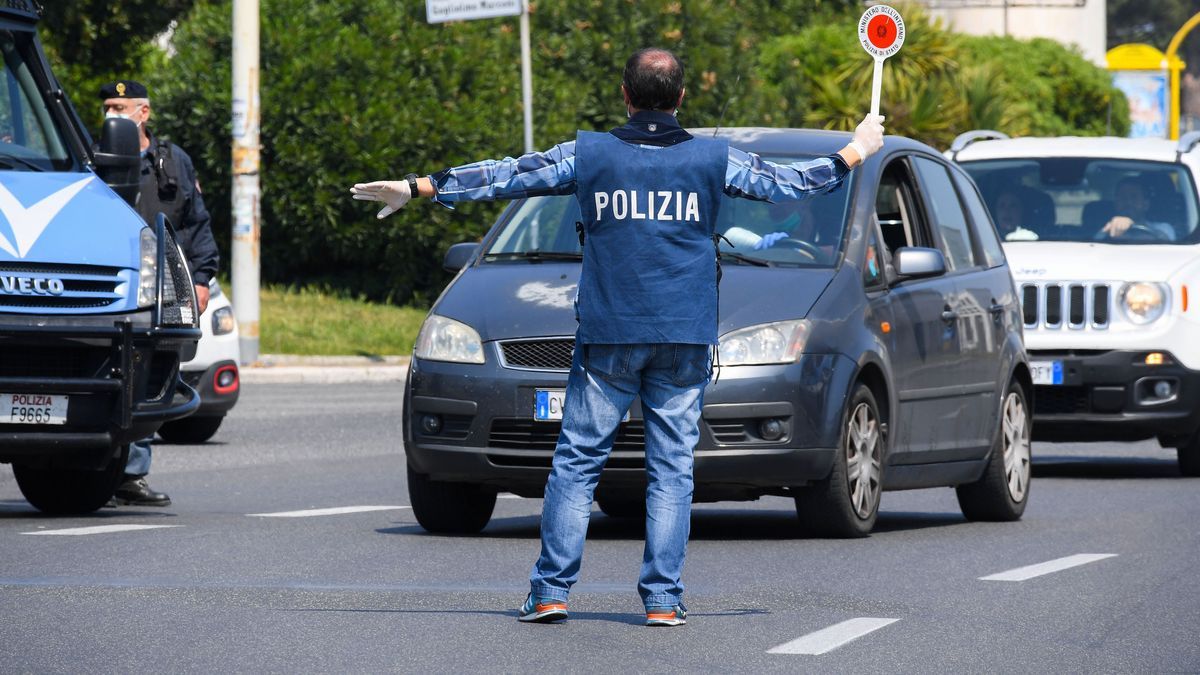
[426,0,522,24]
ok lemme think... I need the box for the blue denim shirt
[430,111,850,206]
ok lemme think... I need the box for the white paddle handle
[870,57,884,118]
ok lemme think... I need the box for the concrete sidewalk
[239,354,410,384]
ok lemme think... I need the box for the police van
[0,2,201,512]
[951,130,1200,476]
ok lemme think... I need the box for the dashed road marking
[21,524,179,536]
[247,505,410,518]
[980,553,1118,582]
[767,618,900,655]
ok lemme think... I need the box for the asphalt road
[1,382,1198,673]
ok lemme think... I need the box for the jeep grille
[1020,282,1111,330]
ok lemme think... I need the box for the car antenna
[713,73,742,138]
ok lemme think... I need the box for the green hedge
[139,0,1123,306]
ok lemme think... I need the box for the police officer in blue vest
[351,48,884,626]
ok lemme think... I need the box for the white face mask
[104,110,142,128]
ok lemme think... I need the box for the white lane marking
[768,618,900,655]
[22,524,179,536]
[247,505,410,518]
[980,553,1118,582]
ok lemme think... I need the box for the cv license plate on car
[1030,361,1064,386]
[534,389,629,422]
[4,393,68,425]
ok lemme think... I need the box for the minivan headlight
[1120,282,1166,324]
[415,314,485,364]
[137,227,157,307]
[718,320,810,366]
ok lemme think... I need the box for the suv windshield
[960,158,1200,245]
[483,155,853,268]
[0,29,76,172]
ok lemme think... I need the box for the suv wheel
[157,415,224,444]
[956,381,1031,521]
[407,464,496,534]
[13,445,128,515]
[794,382,883,538]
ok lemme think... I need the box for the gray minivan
[403,129,1031,537]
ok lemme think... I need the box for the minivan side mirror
[443,242,480,272]
[94,117,141,206]
[893,247,946,280]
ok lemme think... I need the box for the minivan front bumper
[403,348,858,502]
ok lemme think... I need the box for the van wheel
[598,496,645,518]
[957,381,1031,521]
[157,416,224,444]
[1178,440,1200,477]
[13,446,128,515]
[794,383,883,538]
[407,464,495,534]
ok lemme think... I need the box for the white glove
[848,114,885,163]
[350,180,412,219]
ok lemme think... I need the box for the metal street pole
[520,0,533,153]
[231,0,261,363]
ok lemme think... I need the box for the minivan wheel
[1178,438,1200,477]
[13,445,128,515]
[956,381,1031,521]
[794,383,883,538]
[407,464,496,534]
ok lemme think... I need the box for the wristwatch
[404,173,420,197]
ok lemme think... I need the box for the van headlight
[415,314,485,364]
[718,320,809,366]
[137,227,157,307]
[1120,282,1166,324]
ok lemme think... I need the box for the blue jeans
[529,342,711,609]
[125,437,152,476]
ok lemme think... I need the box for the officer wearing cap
[101,80,220,507]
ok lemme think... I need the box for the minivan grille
[499,338,575,371]
[0,262,124,311]
[1019,282,1111,330]
[489,418,645,451]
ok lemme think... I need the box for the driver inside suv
[1094,177,1178,241]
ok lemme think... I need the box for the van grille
[0,262,125,311]
[499,338,575,371]
[1020,282,1110,330]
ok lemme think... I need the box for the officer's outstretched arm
[838,114,886,168]
[349,177,431,219]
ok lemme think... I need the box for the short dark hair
[622,48,684,112]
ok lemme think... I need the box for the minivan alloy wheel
[1001,391,1031,503]
[846,401,883,519]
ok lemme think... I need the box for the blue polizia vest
[574,130,728,345]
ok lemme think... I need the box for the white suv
[951,131,1200,476]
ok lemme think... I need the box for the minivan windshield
[960,158,1200,245]
[483,155,854,268]
[0,29,75,172]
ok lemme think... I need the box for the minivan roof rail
[1177,131,1200,162]
[948,130,1010,161]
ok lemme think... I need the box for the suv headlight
[1120,282,1167,324]
[415,314,485,364]
[137,227,157,307]
[718,320,809,366]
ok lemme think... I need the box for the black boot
[113,475,172,507]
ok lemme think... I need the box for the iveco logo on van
[0,276,64,296]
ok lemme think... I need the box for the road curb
[239,355,410,384]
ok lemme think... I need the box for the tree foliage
[38,0,194,120]
[133,0,1125,305]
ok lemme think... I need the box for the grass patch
[258,285,427,356]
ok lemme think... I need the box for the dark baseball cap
[99,80,148,99]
